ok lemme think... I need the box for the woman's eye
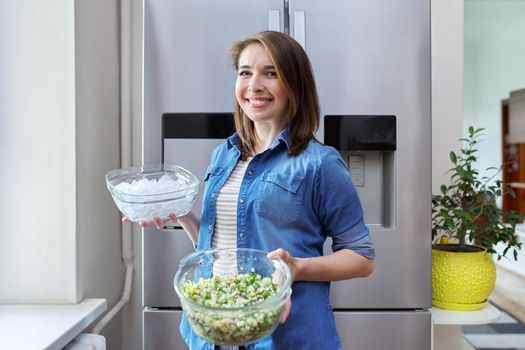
[238,70,251,76]
[266,71,277,77]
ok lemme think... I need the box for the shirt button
[211,193,216,199]
[239,232,245,238]
[247,170,253,176]
[239,199,245,204]
[208,225,212,230]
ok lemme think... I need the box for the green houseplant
[431,126,524,310]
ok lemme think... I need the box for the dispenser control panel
[348,155,365,187]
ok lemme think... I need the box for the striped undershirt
[211,158,251,276]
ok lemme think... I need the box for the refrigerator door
[290,0,431,308]
[144,0,284,164]
[335,311,432,350]
[143,309,186,349]
[144,0,284,308]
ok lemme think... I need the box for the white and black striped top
[211,158,251,276]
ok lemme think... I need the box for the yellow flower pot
[432,244,496,311]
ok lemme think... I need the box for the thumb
[279,299,292,324]
[267,248,286,260]
[168,213,178,223]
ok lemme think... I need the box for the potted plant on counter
[432,126,524,311]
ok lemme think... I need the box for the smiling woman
[158,31,376,350]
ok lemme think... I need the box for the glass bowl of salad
[174,248,292,346]
[105,164,199,221]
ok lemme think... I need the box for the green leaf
[503,246,510,256]
[454,209,464,218]
[450,151,457,164]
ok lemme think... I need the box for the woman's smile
[245,97,273,108]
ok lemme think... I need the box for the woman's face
[235,43,288,129]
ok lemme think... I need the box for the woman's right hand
[122,213,178,230]
[123,211,199,245]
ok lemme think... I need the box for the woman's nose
[247,75,264,93]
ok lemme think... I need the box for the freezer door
[335,311,431,350]
[290,0,431,308]
[143,228,194,307]
[143,309,186,349]
[144,0,284,164]
[142,309,430,350]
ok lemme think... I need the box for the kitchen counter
[0,298,106,350]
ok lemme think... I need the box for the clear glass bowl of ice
[105,164,199,222]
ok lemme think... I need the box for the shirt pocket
[203,165,224,182]
[255,172,304,225]
[203,165,224,199]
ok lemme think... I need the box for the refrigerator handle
[293,11,306,49]
[268,10,281,31]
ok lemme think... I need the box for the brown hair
[229,31,320,159]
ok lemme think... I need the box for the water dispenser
[324,115,396,228]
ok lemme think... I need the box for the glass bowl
[174,248,292,346]
[105,164,199,221]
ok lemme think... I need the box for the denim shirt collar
[227,128,292,151]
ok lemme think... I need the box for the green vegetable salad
[181,272,283,345]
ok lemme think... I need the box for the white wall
[0,0,78,303]
[431,0,465,193]
[74,0,124,348]
[0,0,123,347]
[464,0,525,276]
[464,0,525,177]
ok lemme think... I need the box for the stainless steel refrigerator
[143,0,431,349]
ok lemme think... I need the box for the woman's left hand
[267,248,299,324]
[267,248,300,281]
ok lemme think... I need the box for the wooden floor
[490,265,525,324]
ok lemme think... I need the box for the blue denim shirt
[180,128,375,350]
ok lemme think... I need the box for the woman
[134,31,375,350]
